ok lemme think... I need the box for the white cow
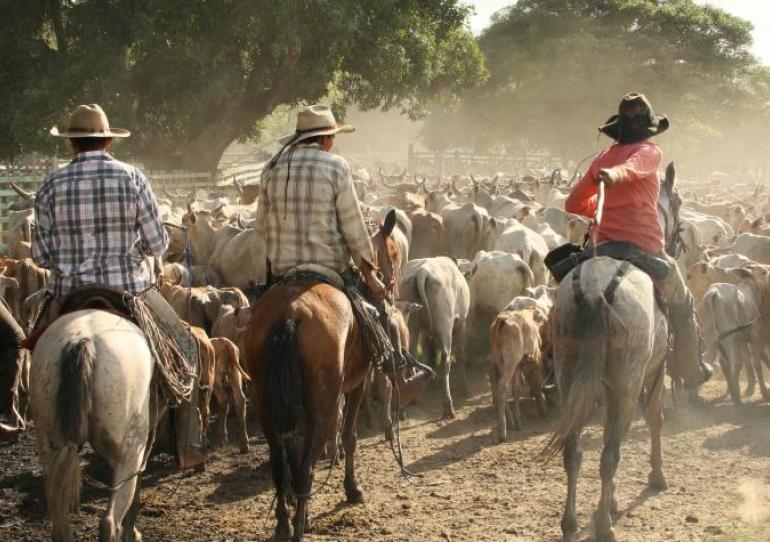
[399,257,470,419]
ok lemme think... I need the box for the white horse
[30,310,157,542]
[546,258,669,542]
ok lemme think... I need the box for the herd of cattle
[2,165,770,454]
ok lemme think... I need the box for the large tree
[423,0,765,172]
[0,1,485,170]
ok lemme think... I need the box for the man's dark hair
[299,135,325,146]
[71,137,112,152]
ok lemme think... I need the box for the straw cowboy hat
[278,104,354,145]
[599,92,669,142]
[50,104,131,138]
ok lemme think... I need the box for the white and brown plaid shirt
[255,143,374,276]
[32,151,169,297]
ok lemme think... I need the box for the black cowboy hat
[599,93,669,141]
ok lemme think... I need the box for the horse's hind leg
[593,390,633,542]
[268,437,292,540]
[643,365,668,490]
[99,464,140,542]
[342,383,367,503]
[120,477,142,542]
[561,432,582,542]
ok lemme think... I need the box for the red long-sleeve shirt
[565,140,664,254]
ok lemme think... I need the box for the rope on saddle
[127,295,196,403]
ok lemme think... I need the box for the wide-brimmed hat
[277,104,354,145]
[50,104,130,138]
[599,93,669,141]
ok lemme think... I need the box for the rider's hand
[595,168,618,187]
[363,267,387,302]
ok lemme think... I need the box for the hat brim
[598,114,669,141]
[277,124,355,145]
[50,126,131,138]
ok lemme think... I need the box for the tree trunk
[134,45,302,172]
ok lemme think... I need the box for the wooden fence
[406,145,561,177]
[0,168,217,252]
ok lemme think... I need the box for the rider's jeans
[657,254,702,388]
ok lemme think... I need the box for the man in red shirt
[566,93,711,390]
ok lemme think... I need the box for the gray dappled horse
[545,163,681,542]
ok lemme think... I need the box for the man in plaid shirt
[27,104,205,468]
[256,104,386,299]
[33,150,168,296]
[32,104,168,295]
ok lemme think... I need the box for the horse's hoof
[384,427,394,442]
[440,406,456,420]
[560,514,578,542]
[345,485,365,504]
[275,521,293,540]
[648,470,668,490]
[595,527,617,542]
[239,444,249,454]
[496,431,507,444]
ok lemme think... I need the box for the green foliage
[424,0,767,172]
[0,0,485,169]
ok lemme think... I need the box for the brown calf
[488,306,547,442]
[210,337,250,453]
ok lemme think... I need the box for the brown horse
[244,210,428,540]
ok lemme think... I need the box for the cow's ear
[664,162,676,191]
[382,209,397,238]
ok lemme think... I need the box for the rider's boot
[668,300,713,390]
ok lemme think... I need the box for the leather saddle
[59,284,135,320]
[546,241,672,284]
[23,285,136,351]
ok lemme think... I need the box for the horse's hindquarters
[31,311,155,447]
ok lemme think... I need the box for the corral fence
[406,145,562,177]
[0,164,268,252]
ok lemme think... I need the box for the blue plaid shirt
[32,151,169,296]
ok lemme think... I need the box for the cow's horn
[10,181,34,200]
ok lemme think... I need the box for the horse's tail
[543,293,607,458]
[416,271,434,336]
[48,338,95,538]
[264,319,301,437]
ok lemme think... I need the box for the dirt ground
[2,369,770,541]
